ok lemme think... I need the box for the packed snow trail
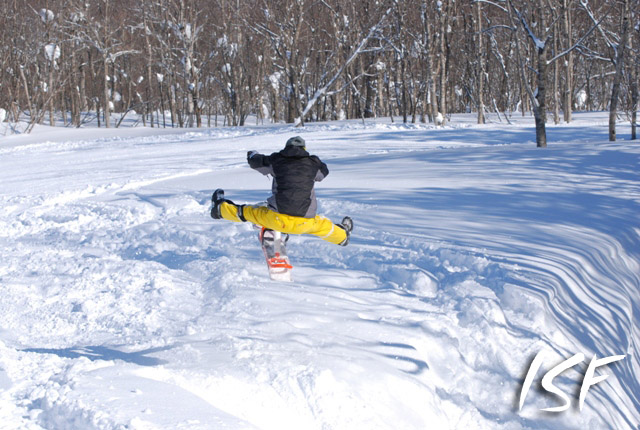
[0,114,638,429]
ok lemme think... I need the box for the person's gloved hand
[247,150,258,160]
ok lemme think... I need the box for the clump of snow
[576,89,587,109]
[39,9,55,23]
[269,72,281,91]
[44,44,60,64]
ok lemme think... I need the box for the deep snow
[0,113,638,429]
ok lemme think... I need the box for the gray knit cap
[285,136,306,148]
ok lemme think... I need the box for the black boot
[210,189,225,219]
[338,216,353,246]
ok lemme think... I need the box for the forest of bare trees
[0,0,638,146]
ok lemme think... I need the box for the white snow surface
[0,113,638,429]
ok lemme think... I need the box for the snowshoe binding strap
[268,254,293,269]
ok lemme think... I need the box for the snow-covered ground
[0,112,638,429]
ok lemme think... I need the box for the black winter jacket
[248,146,329,218]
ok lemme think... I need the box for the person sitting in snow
[210,136,353,246]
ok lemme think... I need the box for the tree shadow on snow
[22,345,171,366]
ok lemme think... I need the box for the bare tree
[66,0,139,128]
[507,0,608,147]
[580,0,633,141]
[508,0,551,147]
[252,0,308,124]
[214,0,255,126]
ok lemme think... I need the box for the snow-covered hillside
[1,113,638,429]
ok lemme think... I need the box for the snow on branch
[509,1,545,51]
[39,9,55,24]
[473,0,508,14]
[107,50,141,64]
[579,0,618,57]
[546,8,609,65]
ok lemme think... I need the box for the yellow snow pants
[219,202,347,245]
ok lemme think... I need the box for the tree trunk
[422,3,437,122]
[364,54,376,118]
[69,80,78,127]
[386,76,394,121]
[70,48,81,127]
[79,52,88,113]
[534,45,548,148]
[562,0,573,123]
[158,81,166,128]
[438,2,447,125]
[103,57,111,128]
[193,86,201,128]
[518,70,527,116]
[170,80,177,128]
[534,17,548,147]
[609,0,630,142]
[287,83,296,124]
[377,68,385,118]
[475,1,485,124]
[401,55,408,123]
[631,32,638,140]
[553,32,560,125]
[145,23,154,127]
[48,62,55,126]
[19,66,34,122]
[272,89,279,123]
[632,78,638,140]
